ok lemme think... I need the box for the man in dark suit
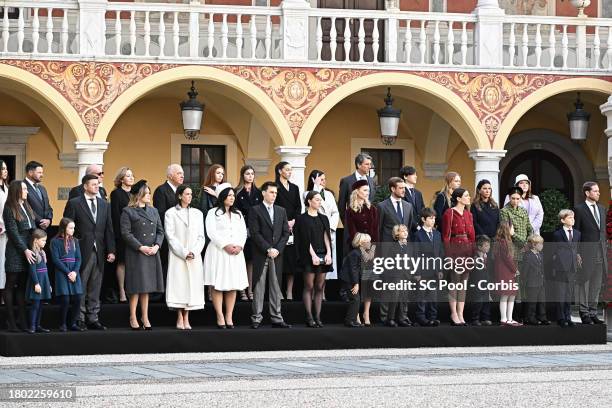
[338,153,376,223]
[24,161,53,230]
[152,164,184,300]
[68,164,108,201]
[400,165,424,232]
[551,209,582,328]
[573,181,607,325]
[377,177,413,326]
[249,181,291,329]
[64,174,116,330]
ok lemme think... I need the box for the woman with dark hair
[442,187,475,326]
[235,165,262,301]
[110,166,134,303]
[203,183,248,329]
[274,161,301,300]
[198,164,225,218]
[121,180,165,330]
[471,179,500,240]
[294,191,332,327]
[0,159,9,296]
[433,172,461,231]
[3,180,36,331]
[165,185,206,330]
[503,174,544,235]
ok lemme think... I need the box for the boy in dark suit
[468,235,492,326]
[551,209,582,328]
[413,208,443,326]
[522,234,550,325]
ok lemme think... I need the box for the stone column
[274,146,312,209]
[75,141,109,185]
[468,149,507,201]
[473,0,505,68]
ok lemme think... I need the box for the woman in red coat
[442,188,475,326]
[494,221,520,326]
[344,179,379,326]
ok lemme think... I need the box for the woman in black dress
[3,180,35,331]
[274,161,302,300]
[110,166,134,303]
[471,179,500,240]
[234,165,262,300]
[294,191,332,327]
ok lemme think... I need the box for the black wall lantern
[377,87,401,145]
[180,81,204,140]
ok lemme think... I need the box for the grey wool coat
[120,206,165,294]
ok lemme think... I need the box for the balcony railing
[0,0,611,73]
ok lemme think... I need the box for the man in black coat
[24,161,53,230]
[68,164,108,201]
[63,174,116,330]
[338,153,376,223]
[249,181,291,329]
[400,165,424,232]
[551,209,582,328]
[573,181,607,325]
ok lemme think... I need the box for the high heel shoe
[129,319,141,330]
[305,318,317,328]
[217,324,227,329]
[314,318,324,328]
[140,320,152,331]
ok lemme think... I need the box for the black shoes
[217,324,227,329]
[344,321,362,328]
[70,324,85,332]
[581,316,594,325]
[481,320,492,326]
[36,326,50,333]
[398,319,413,327]
[591,316,604,324]
[470,320,482,326]
[305,318,317,328]
[524,319,541,326]
[59,325,67,332]
[272,322,292,328]
[384,319,398,327]
[251,322,260,329]
[314,319,324,328]
[87,321,107,331]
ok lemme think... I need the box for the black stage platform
[0,302,607,356]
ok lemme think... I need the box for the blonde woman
[110,166,134,303]
[339,232,375,327]
[433,172,461,231]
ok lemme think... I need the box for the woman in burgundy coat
[344,179,379,326]
[442,188,475,326]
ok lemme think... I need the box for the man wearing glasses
[69,164,108,201]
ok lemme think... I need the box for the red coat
[441,208,475,258]
[346,205,379,244]
[494,239,518,296]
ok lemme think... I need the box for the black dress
[235,185,263,262]
[294,212,332,274]
[275,180,302,276]
[110,187,130,263]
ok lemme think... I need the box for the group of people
[0,153,608,333]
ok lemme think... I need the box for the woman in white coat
[306,170,340,283]
[203,183,248,329]
[0,160,9,293]
[165,185,206,330]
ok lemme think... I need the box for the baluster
[433,20,440,64]
[419,20,426,64]
[144,11,151,57]
[607,27,612,70]
[548,23,556,68]
[330,17,337,62]
[114,12,122,56]
[158,12,165,57]
[593,26,600,69]
[316,16,322,61]
[562,25,568,69]
[208,13,215,58]
[357,18,365,62]
[343,18,350,61]
[221,14,228,58]
[521,23,529,67]
[129,10,136,56]
[265,15,271,59]
[461,21,467,66]
[46,8,53,54]
[17,7,24,53]
[508,22,515,67]
[32,8,39,53]
[446,21,454,65]
[404,20,412,64]
[61,10,68,53]
[535,24,542,67]
[173,12,180,58]
[2,7,9,52]
[250,15,257,59]
[236,14,243,59]
[372,18,379,62]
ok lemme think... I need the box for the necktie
[34,183,42,201]
[591,204,600,228]
[407,188,413,201]
[395,200,402,221]
[568,229,573,241]
[89,198,97,217]
[267,205,274,223]
[427,231,433,241]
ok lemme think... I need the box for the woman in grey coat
[121,180,165,330]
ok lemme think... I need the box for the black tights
[57,295,82,328]
[4,273,26,329]
[303,272,326,321]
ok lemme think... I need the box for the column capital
[467,149,507,160]
[75,141,109,152]
[74,141,109,183]
[274,145,312,157]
